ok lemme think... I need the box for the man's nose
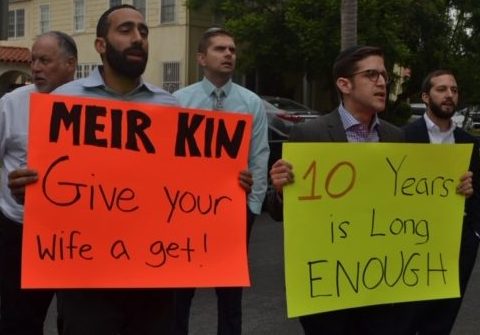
[131,29,144,43]
[376,75,387,86]
[31,60,41,72]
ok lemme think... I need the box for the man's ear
[95,37,106,54]
[66,57,77,73]
[421,92,430,105]
[336,77,352,95]
[197,52,206,67]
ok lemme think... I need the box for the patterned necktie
[212,88,225,110]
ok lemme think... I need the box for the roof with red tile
[0,46,31,64]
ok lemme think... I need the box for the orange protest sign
[22,93,252,289]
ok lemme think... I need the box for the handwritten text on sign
[283,143,471,317]
[22,93,252,288]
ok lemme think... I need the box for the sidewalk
[43,212,480,334]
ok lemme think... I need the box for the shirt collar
[201,77,233,97]
[423,112,456,135]
[82,66,161,95]
[338,103,380,131]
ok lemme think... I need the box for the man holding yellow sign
[266,46,473,335]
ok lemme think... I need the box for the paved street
[44,212,480,334]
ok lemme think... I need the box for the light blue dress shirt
[0,84,37,223]
[53,66,177,106]
[173,77,269,214]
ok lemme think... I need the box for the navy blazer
[404,117,480,234]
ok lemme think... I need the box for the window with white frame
[75,64,98,79]
[162,62,180,93]
[8,9,25,38]
[109,0,122,7]
[109,1,145,17]
[73,0,85,32]
[39,5,50,34]
[161,0,175,23]
[133,0,146,17]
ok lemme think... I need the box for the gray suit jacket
[266,109,404,220]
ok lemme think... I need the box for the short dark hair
[421,69,455,95]
[96,4,139,38]
[198,27,234,53]
[42,31,78,60]
[332,45,384,81]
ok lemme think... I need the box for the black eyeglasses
[349,69,390,84]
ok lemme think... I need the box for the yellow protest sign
[283,142,471,318]
[22,93,252,288]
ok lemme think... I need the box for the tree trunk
[341,0,357,50]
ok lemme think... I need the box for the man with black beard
[401,69,480,334]
[7,4,178,335]
[103,30,148,80]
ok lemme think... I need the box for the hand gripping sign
[282,142,471,317]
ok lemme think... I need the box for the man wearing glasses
[267,45,401,219]
[266,46,473,334]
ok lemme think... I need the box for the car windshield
[262,96,319,114]
[270,100,308,111]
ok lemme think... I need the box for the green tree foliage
[188,0,339,74]
[188,0,480,108]
[188,0,341,105]
[450,0,480,105]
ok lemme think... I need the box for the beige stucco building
[0,0,218,96]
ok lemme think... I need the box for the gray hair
[39,31,78,60]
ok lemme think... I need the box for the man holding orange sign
[8,5,178,335]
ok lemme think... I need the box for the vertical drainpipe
[0,0,8,41]
[184,5,190,88]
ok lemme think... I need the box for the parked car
[408,103,427,123]
[262,96,319,116]
[261,97,320,210]
[262,97,320,172]
[263,96,319,141]
[408,103,472,129]
[457,105,480,132]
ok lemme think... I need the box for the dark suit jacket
[401,116,480,334]
[403,117,480,234]
[266,109,404,220]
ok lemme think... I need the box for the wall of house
[1,0,208,92]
